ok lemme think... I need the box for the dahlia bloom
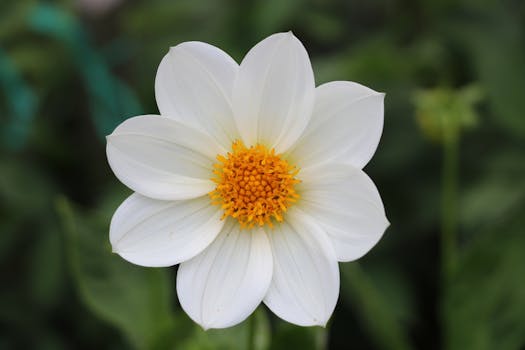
[107,32,389,329]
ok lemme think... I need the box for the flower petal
[233,32,315,153]
[288,81,385,169]
[155,42,240,149]
[110,193,224,267]
[263,208,339,327]
[298,163,389,262]
[106,115,222,200]
[176,220,272,329]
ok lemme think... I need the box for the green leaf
[446,213,525,350]
[460,150,525,233]
[340,264,413,350]
[56,196,186,349]
[27,226,65,309]
[456,7,525,139]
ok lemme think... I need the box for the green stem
[441,128,459,281]
[441,126,459,350]
[247,313,256,350]
[315,326,327,350]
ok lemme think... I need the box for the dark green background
[1,0,524,349]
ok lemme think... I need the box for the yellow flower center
[209,140,300,229]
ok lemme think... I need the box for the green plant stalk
[314,326,327,350]
[247,312,256,350]
[441,127,459,280]
[441,125,459,350]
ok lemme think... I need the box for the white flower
[107,32,389,330]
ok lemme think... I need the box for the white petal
[176,220,272,330]
[107,115,223,200]
[288,81,384,169]
[110,193,224,267]
[298,163,389,262]
[263,208,339,327]
[155,42,240,149]
[233,32,315,153]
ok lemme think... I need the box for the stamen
[209,140,300,229]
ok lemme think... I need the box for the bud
[413,85,483,143]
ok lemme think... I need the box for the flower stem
[247,312,256,350]
[441,125,459,349]
[441,128,459,281]
[315,326,327,350]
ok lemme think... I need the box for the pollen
[209,140,300,229]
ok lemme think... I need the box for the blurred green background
[1,0,524,349]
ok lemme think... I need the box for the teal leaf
[28,4,142,138]
[0,48,38,150]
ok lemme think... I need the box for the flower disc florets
[210,140,300,229]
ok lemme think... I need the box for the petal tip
[382,215,391,231]
[110,239,124,255]
[285,30,300,43]
[168,43,186,54]
[110,238,121,253]
[272,30,299,43]
[312,316,330,328]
